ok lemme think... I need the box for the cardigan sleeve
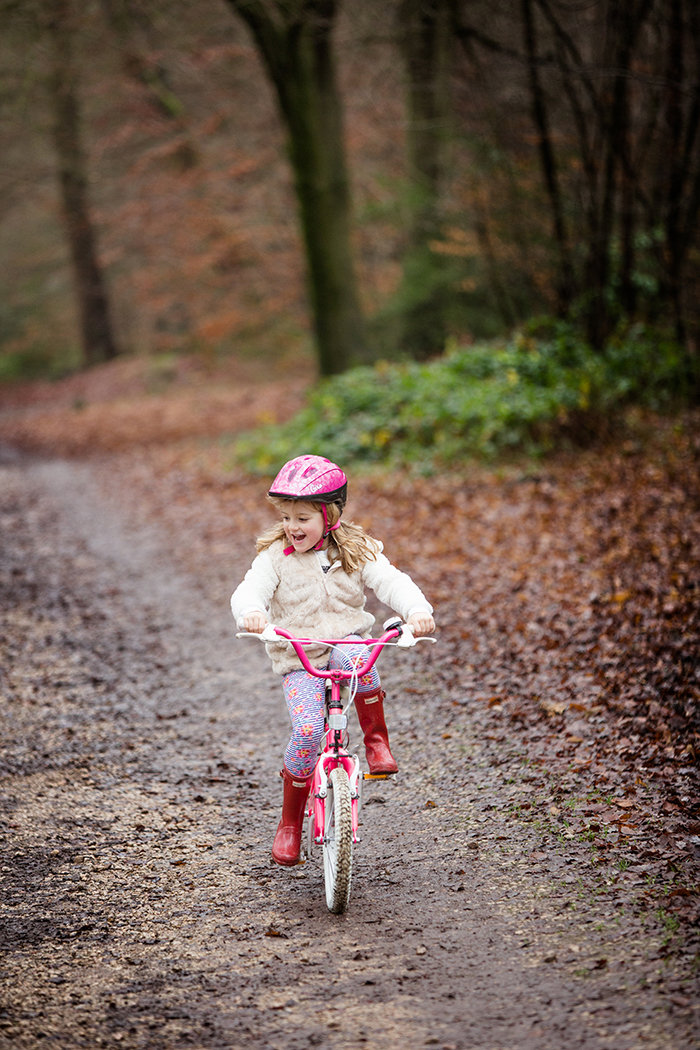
[361,545,433,621]
[230,550,279,628]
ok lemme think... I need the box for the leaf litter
[0,359,698,1048]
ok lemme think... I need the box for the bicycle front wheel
[323,766,353,914]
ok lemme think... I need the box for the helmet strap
[313,504,341,550]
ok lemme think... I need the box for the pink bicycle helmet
[269,455,348,553]
[268,454,347,508]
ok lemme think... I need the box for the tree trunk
[226,0,366,377]
[398,0,454,359]
[46,0,119,365]
[521,0,574,314]
[658,0,694,348]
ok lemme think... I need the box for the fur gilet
[265,539,375,675]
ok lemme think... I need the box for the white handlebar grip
[396,625,416,647]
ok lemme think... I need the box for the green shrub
[231,322,692,474]
[0,341,81,383]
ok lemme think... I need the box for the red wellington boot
[271,768,312,866]
[354,688,399,775]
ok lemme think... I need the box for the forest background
[0,0,698,981]
[1,0,698,396]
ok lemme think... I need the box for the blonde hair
[257,497,378,574]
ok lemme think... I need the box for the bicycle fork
[311,752,362,843]
[309,686,362,845]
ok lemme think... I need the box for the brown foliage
[0,353,312,455]
[1,361,698,924]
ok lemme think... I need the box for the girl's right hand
[242,611,268,633]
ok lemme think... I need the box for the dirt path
[1,451,697,1050]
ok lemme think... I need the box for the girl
[231,454,435,867]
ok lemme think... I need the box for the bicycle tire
[323,766,353,914]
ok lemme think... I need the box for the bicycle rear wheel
[323,766,353,914]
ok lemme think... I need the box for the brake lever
[235,625,278,641]
[396,625,437,647]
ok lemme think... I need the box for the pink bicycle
[239,620,435,913]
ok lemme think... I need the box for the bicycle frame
[267,625,403,849]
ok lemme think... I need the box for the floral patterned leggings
[281,636,380,777]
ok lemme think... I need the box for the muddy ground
[1,447,698,1049]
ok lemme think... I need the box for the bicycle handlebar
[236,621,435,681]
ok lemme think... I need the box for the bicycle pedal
[362,772,395,781]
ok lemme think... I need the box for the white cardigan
[231,538,432,675]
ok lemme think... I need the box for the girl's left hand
[407,612,435,636]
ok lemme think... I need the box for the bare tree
[452,0,699,353]
[45,0,119,364]
[396,0,455,359]
[520,0,574,312]
[224,0,367,376]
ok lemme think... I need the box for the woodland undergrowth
[0,353,697,941]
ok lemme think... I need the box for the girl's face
[280,502,325,553]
